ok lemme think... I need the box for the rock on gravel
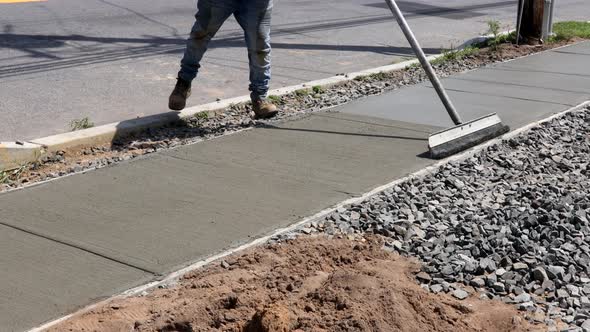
[303,107,590,329]
[453,289,469,300]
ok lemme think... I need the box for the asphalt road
[1,0,588,141]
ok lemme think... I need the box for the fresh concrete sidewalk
[1,41,589,332]
[338,42,590,127]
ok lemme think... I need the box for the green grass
[487,20,501,38]
[405,62,421,69]
[0,164,27,184]
[486,19,503,50]
[267,95,282,103]
[495,31,517,45]
[195,112,209,120]
[70,117,94,131]
[312,85,325,94]
[551,21,590,42]
[294,89,310,97]
[431,46,479,65]
[354,71,389,82]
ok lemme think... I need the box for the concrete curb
[28,100,590,332]
[1,31,508,171]
[0,142,45,172]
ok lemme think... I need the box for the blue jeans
[178,0,272,101]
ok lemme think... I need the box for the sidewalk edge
[28,100,590,332]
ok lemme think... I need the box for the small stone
[496,268,507,276]
[416,272,432,283]
[391,240,403,251]
[512,262,528,271]
[430,284,443,293]
[486,273,498,287]
[547,266,565,280]
[470,278,486,288]
[517,301,536,311]
[221,261,230,269]
[411,226,426,239]
[542,279,555,291]
[441,265,454,276]
[492,282,506,293]
[567,285,580,297]
[532,267,549,282]
[557,288,569,299]
[500,256,513,267]
[453,289,469,300]
[480,292,492,300]
[514,293,532,303]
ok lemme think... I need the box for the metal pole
[384,0,463,125]
[548,0,556,36]
[516,0,525,45]
[542,0,552,41]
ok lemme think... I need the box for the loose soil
[50,237,544,332]
[0,38,584,193]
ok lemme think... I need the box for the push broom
[384,0,510,159]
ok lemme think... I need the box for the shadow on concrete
[416,151,432,159]
[260,125,429,141]
[312,113,432,132]
[108,110,433,158]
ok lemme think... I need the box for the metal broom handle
[384,0,463,125]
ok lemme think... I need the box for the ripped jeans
[178,0,272,101]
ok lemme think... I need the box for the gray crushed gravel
[284,107,590,331]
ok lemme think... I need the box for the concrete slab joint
[0,142,45,171]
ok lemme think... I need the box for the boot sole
[168,100,186,111]
[254,110,279,120]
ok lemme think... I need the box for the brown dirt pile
[50,237,543,332]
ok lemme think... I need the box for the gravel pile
[296,107,590,331]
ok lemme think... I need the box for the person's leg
[170,0,236,110]
[235,0,276,118]
[178,0,236,82]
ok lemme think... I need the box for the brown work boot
[168,78,191,111]
[252,99,278,119]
